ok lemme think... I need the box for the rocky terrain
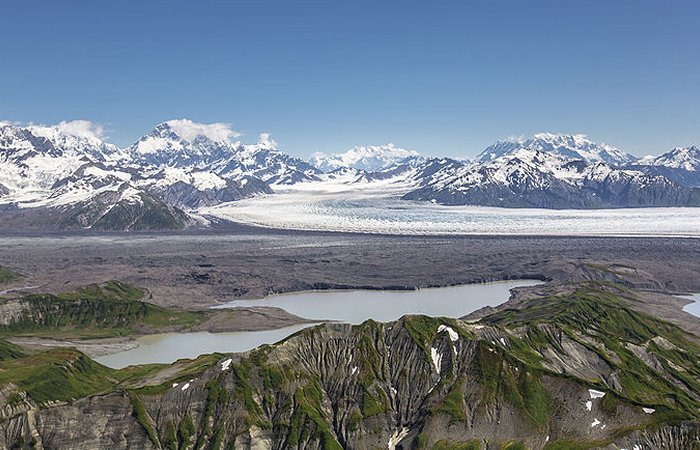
[402,136,700,208]
[0,280,698,449]
[0,232,698,448]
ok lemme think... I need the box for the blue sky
[1,0,699,158]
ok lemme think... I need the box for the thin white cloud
[505,134,526,142]
[258,132,277,149]
[54,120,107,140]
[165,119,241,143]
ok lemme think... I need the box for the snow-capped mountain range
[637,145,700,171]
[0,120,317,230]
[310,144,424,172]
[476,133,636,166]
[0,120,698,231]
[404,147,694,208]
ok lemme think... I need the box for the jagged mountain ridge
[313,133,699,208]
[129,121,321,185]
[0,282,698,449]
[638,145,700,171]
[476,133,637,166]
[403,148,700,208]
[1,121,699,230]
[0,121,317,230]
[630,146,700,188]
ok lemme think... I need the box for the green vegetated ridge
[481,282,700,423]
[0,341,218,406]
[0,280,699,449]
[0,280,206,339]
[120,282,698,449]
[0,280,224,408]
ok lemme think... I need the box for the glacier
[199,179,700,237]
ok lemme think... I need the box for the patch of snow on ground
[438,324,459,341]
[591,418,601,427]
[351,366,359,375]
[586,400,592,411]
[589,389,606,399]
[642,407,655,414]
[220,358,232,371]
[430,347,442,373]
[181,382,190,391]
[387,427,410,450]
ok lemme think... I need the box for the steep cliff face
[1,283,699,449]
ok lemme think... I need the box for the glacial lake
[96,280,542,368]
[681,293,700,318]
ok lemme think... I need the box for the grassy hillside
[114,283,698,449]
[0,281,206,338]
[481,282,700,422]
[0,280,698,449]
[0,346,217,405]
[0,338,25,361]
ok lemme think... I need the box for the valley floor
[1,229,700,332]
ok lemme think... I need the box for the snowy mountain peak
[128,120,243,167]
[0,120,121,169]
[637,145,700,171]
[27,121,123,162]
[310,143,422,172]
[160,119,240,144]
[0,120,121,162]
[28,120,106,144]
[239,133,279,154]
[477,133,635,167]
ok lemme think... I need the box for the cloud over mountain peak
[164,119,241,143]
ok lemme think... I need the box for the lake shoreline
[94,279,544,368]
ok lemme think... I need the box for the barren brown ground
[2,228,700,308]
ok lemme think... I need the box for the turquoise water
[96,280,542,368]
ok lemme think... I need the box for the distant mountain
[26,121,125,162]
[1,120,698,231]
[0,119,327,230]
[310,143,424,172]
[477,133,636,166]
[637,145,700,171]
[141,169,272,209]
[630,146,700,188]
[0,122,190,230]
[404,148,699,208]
[130,121,321,185]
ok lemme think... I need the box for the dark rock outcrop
[1,283,698,449]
